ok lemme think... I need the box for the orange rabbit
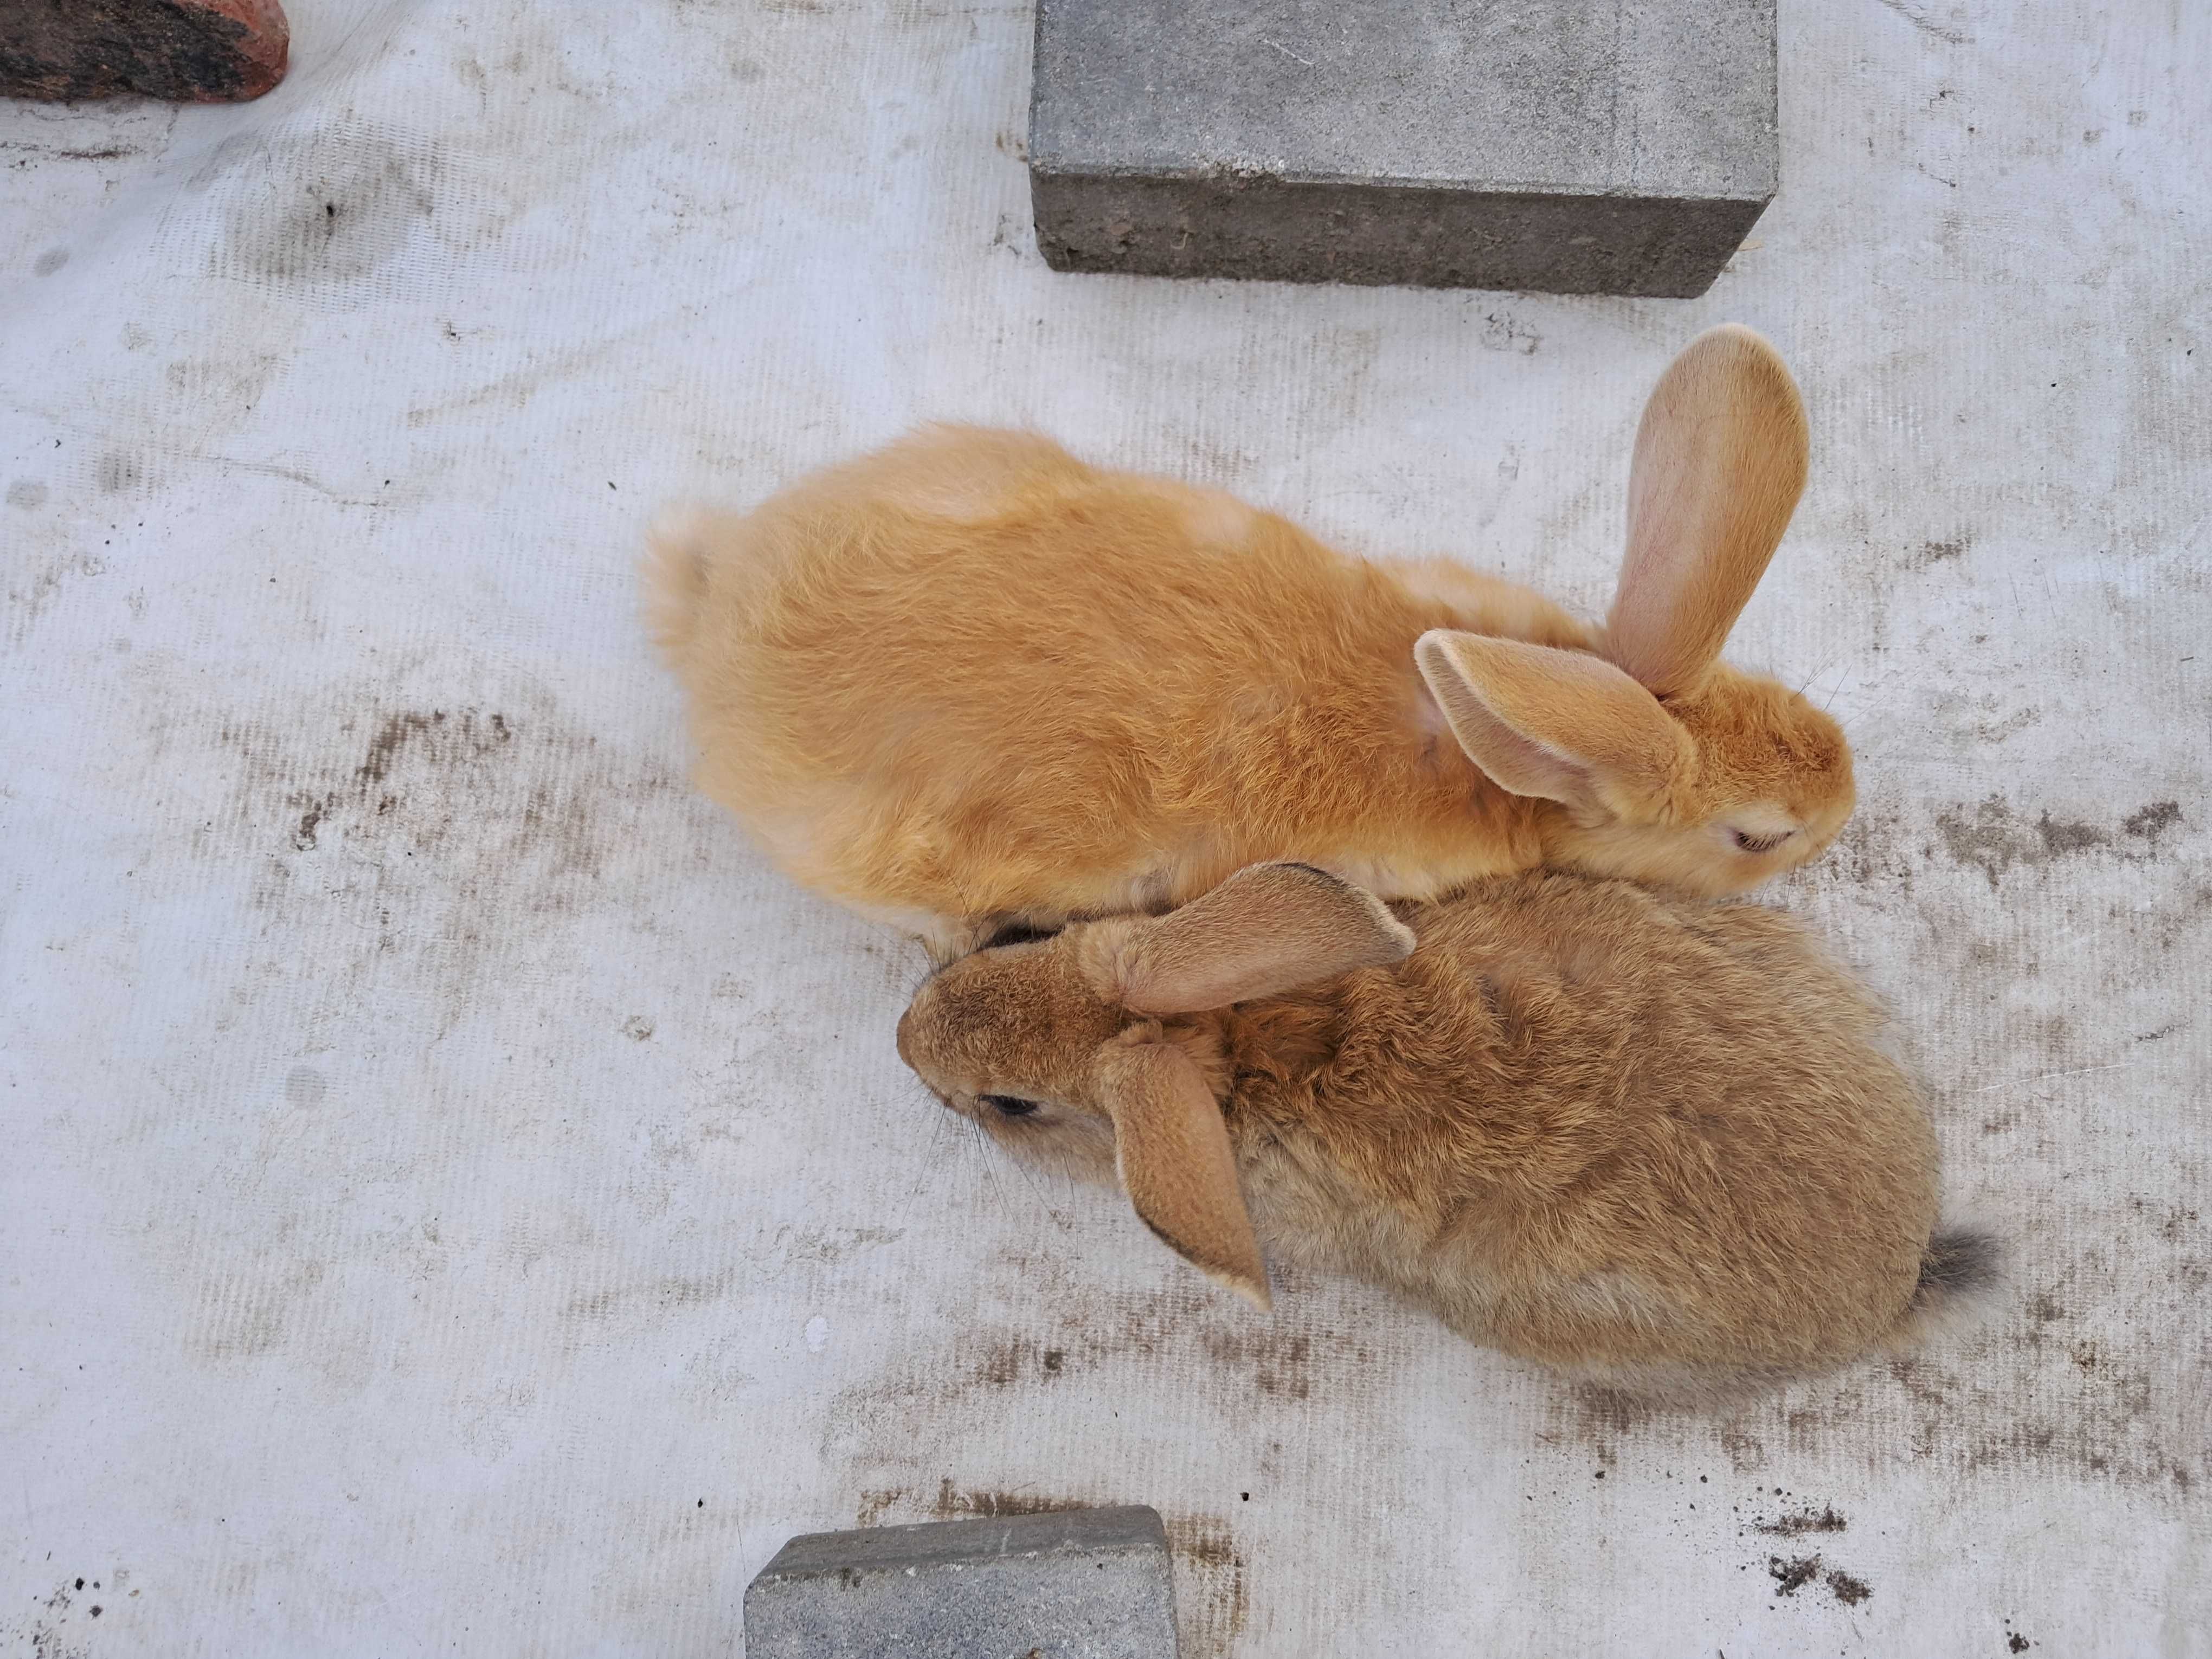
[647,326,1850,961]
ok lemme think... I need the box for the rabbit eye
[979,1094,1040,1118]
[1732,827,1794,854]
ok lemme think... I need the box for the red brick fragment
[1,0,289,104]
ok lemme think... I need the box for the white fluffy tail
[641,505,717,665]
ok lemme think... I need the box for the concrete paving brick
[1028,0,1776,295]
[744,1506,1179,1659]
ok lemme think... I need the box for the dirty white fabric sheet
[3,2,2207,1654]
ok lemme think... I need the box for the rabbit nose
[894,1009,914,1069]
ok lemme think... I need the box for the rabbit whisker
[900,1081,957,1208]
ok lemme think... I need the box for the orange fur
[647,330,1851,959]
[896,865,1992,1401]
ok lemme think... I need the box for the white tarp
[4,2,2207,1653]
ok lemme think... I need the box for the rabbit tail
[642,505,718,667]
[1885,1225,2002,1351]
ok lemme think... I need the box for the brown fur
[1103,860,1415,1014]
[649,327,1851,960]
[1091,1034,1271,1309]
[895,864,1991,1401]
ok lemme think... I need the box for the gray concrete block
[743,1505,1179,1659]
[1028,0,1777,297]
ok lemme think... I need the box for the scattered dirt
[2123,800,2183,845]
[1826,1568,1872,1606]
[1929,793,2189,888]
[1763,1554,1872,1608]
[1767,1553,1822,1596]
[949,1282,1373,1404]
[1543,1384,1655,1464]
[200,681,708,1023]
[1756,1503,1846,1537]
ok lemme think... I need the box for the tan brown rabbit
[647,326,1850,962]
[895,863,1994,1400]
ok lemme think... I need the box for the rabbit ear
[1605,325,1809,697]
[1414,630,1694,815]
[1092,1037,1269,1309]
[1110,862,1416,1016]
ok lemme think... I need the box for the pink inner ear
[1414,633,1631,810]
[1606,326,1808,696]
[1612,451,1727,693]
[1432,676,1595,807]
[1624,434,1716,618]
[1413,680,1453,744]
